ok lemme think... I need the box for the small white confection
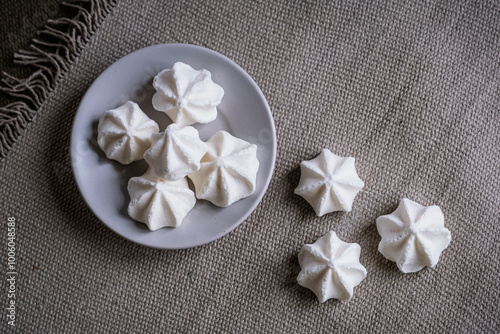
[376,198,452,273]
[152,62,224,127]
[297,231,367,302]
[127,168,196,230]
[144,123,208,181]
[97,101,159,164]
[294,149,364,216]
[188,131,259,207]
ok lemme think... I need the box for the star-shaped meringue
[188,131,259,207]
[97,101,159,164]
[144,123,208,181]
[376,198,452,273]
[152,62,224,127]
[297,231,367,302]
[294,149,364,216]
[127,168,196,230]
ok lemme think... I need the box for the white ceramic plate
[71,44,276,249]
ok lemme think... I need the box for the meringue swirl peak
[152,62,224,127]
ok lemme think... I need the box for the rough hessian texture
[1,0,499,332]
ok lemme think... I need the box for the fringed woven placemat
[0,0,117,160]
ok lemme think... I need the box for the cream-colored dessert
[294,149,364,216]
[297,231,367,302]
[127,168,196,230]
[188,131,259,207]
[97,101,159,164]
[152,62,224,127]
[376,198,451,273]
[144,123,208,181]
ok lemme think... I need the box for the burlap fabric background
[1,0,499,332]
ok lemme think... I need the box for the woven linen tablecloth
[1,0,499,333]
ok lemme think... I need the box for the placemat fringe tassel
[0,0,117,161]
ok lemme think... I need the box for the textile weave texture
[1,0,499,332]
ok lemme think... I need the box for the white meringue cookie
[294,149,364,216]
[97,101,159,164]
[297,231,367,302]
[152,62,224,127]
[127,168,196,230]
[376,198,451,273]
[188,131,259,207]
[144,123,208,181]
